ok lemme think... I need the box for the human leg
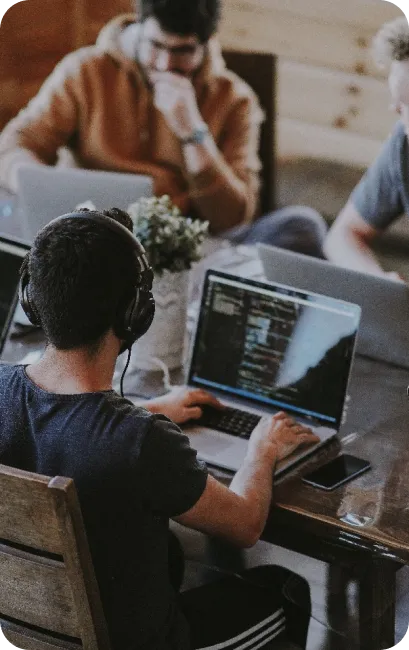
[240,566,312,649]
[225,206,328,258]
[179,565,311,649]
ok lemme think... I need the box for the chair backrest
[0,463,111,650]
[222,51,277,214]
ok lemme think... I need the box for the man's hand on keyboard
[144,386,224,424]
[248,412,320,463]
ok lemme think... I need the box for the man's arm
[0,52,82,192]
[183,101,261,234]
[175,414,319,548]
[324,201,385,275]
[325,122,406,277]
[176,472,271,549]
[152,72,262,234]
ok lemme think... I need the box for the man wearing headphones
[0,208,317,650]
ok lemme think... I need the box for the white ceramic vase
[129,269,190,371]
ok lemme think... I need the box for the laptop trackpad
[185,427,247,471]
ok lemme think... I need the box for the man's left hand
[144,386,224,424]
[151,71,205,141]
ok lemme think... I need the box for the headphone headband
[47,209,147,256]
[44,210,153,287]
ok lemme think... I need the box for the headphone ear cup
[114,290,155,352]
[113,294,136,349]
[18,256,41,327]
[131,293,155,341]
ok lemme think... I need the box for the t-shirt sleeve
[136,415,208,517]
[350,122,405,230]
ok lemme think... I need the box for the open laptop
[16,166,153,243]
[0,234,30,359]
[183,270,361,475]
[257,243,409,368]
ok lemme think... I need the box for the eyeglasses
[147,38,204,63]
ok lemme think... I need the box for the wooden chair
[0,463,111,650]
[222,51,277,214]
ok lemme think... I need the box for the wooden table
[3,245,409,649]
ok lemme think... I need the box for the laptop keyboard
[195,405,261,439]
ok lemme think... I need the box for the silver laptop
[183,270,361,475]
[258,243,409,368]
[0,234,30,359]
[16,166,153,243]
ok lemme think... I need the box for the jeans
[225,205,328,259]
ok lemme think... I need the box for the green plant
[127,195,209,275]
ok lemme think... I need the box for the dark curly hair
[28,207,139,353]
[140,0,221,43]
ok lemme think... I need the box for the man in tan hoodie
[0,0,326,253]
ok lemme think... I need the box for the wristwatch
[180,125,209,146]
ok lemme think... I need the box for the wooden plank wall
[219,0,403,167]
[0,0,132,129]
[0,0,404,167]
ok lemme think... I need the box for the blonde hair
[373,16,409,68]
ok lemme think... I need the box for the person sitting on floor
[324,17,409,281]
[0,206,318,650]
[0,0,327,257]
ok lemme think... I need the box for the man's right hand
[151,71,204,141]
[176,411,320,548]
[247,412,320,463]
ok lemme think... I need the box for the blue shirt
[351,121,409,230]
[0,363,207,650]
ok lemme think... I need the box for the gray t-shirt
[351,121,409,230]
[0,363,208,650]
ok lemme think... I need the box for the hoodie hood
[95,14,227,84]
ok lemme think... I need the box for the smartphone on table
[302,454,371,491]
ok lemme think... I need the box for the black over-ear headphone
[18,210,155,352]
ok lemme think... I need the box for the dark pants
[225,206,328,259]
[169,532,311,649]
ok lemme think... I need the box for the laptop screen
[0,236,29,356]
[188,271,361,427]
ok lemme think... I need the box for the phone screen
[302,454,371,491]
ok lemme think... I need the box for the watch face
[193,128,208,144]
[183,127,209,145]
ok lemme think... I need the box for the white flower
[127,195,209,275]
